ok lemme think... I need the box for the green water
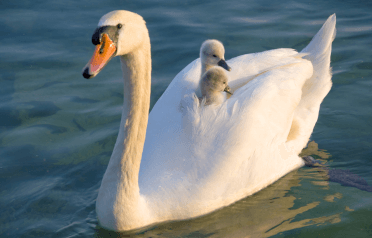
[1,0,371,237]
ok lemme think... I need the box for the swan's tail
[301,14,336,58]
[287,14,336,154]
[300,14,336,102]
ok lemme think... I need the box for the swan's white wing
[139,51,313,220]
[180,57,313,203]
[139,49,311,194]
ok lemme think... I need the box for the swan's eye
[213,54,217,57]
[117,24,123,29]
[223,82,226,84]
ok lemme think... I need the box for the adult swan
[82,10,336,231]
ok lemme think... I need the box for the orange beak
[82,33,117,79]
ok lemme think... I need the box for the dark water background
[1,0,372,237]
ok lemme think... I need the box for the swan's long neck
[201,62,213,77]
[96,39,151,230]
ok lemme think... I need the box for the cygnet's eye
[213,54,217,57]
[223,82,226,84]
[117,24,123,29]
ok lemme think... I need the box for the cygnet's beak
[218,59,231,71]
[224,85,233,95]
[82,33,117,79]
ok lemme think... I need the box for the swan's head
[201,66,232,96]
[82,10,149,79]
[200,39,231,71]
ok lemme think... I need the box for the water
[1,0,372,237]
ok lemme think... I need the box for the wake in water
[303,156,372,192]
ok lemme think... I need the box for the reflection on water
[94,142,351,237]
[300,141,331,160]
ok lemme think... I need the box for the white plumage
[83,10,336,231]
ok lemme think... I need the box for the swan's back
[140,14,336,223]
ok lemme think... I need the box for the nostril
[99,39,105,54]
[82,67,91,79]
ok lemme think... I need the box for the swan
[199,39,231,76]
[199,66,232,105]
[196,39,231,99]
[82,10,336,231]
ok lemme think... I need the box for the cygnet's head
[201,66,232,97]
[200,40,231,72]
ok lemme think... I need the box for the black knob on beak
[92,28,102,45]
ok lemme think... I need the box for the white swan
[82,10,336,231]
[196,39,231,98]
[199,66,232,105]
[199,39,231,76]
